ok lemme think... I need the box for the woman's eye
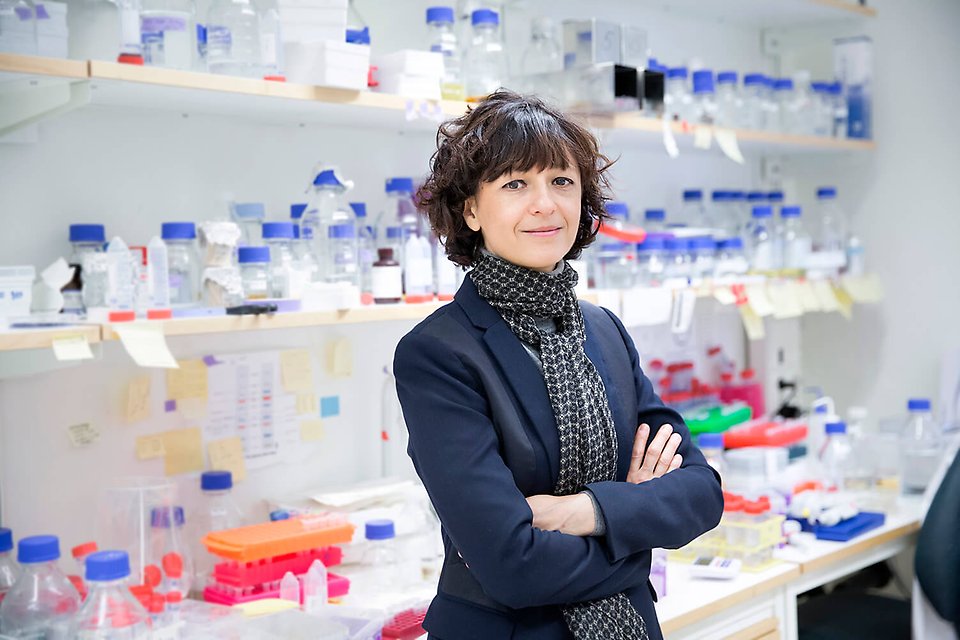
[503,180,524,190]
[554,177,574,186]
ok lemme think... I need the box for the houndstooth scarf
[470,253,649,640]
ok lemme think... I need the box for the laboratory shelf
[0,324,101,352]
[637,0,876,26]
[0,53,87,80]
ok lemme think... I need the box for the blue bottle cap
[349,202,367,218]
[161,222,196,240]
[817,187,837,199]
[667,67,688,80]
[262,222,296,239]
[232,203,265,220]
[17,535,60,564]
[814,404,829,414]
[365,519,396,540]
[729,191,745,200]
[698,432,724,449]
[290,203,307,219]
[682,189,702,201]
[293,226,301,240]
[692,69,715,94]
[605,201,629,218]
[471,8,498,26]
[385,177,415,194]
[386,226,403,240]
[774,78,794,91]
[202,469,233,491]
[150,506,186,529]
[329,224,356,239]
[313,170,345,188]
[345,27,370,45]
[743,73,766,86]
[270,510,291,521]
[600,242,631,252]
[746,191,766,202]
[0,528,12,553]
[825,421,846,435]
[644,208,665,221]
[767,190,784,203]
[85,550,131,582]
[69,224,106,243]
[426,6,454,24]
[719,237,744,250]
[752,206,773,218]
[908,398,931,412]
[638,234,669,251]
[238,246,270,264]
[781,206,802,218]
[664,236,690,251]
[717,71,738,84]
[711,190,730,201]
[689,236,717,250]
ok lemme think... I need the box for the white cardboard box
[375,73,442,101]
[284,40,369,90]
[373,50,444,78]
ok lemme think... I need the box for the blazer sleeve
[395,330,650,610]
[584,309,724,563]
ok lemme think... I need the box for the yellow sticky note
[281,350,314,393]
[166,359,208,401]
[832,284,853,320]
[115,323,178,368]
[178,397,208,421]
[714,128,745,164]
[739,305,766,341]
[67,422,100,447]
[296,393,318,415]
[160,427,204,476]
[208,436,248,482]
[693,125,713,150]
[125,376,151,424]
[796,280,822,313]
[745,283,774,317]
[841,274,884,304]
[768,281,803,319]
[52,335,94,361]
[135,434,166,460]
[327,339,353,378]
[811,279,840,312]
[300,419,325,442]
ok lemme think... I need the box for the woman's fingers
[627,424,684,484]
[653,432,683,477]
[626,424,650,483]
[668,453,683,473]
[640,424,674,478]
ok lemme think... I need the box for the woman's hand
[626,423,683,484]
[526,493,596,536]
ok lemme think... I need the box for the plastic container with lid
[715,70,742,128]
[691,69,718,124]
[262,222,304,298]
[71,550,151,638]
[714,237,749,277]
[643,208,666,232]
[664,66,693,122]
[679,189,705,227]
[819,421,854,491]
[195,470,244,590]
[663,236,692,281]
[635,233,670,285]
[350,202,376,298]
[149,505,192,597]
[327,223,360,287]
[427,5,465,100]
[778,205,811,270]
[741,73,767,130]
[463,9,506,101]
[0,527,19,603]
[813,186,848,257]
[747,205,778,272]
[901,398,942,494]
[302,168,355,281]
[594,241,635,289]
[0,535,80,638]
[161,222,200,305]
[62,224,107,314]
[372,248,403,304]
[238,246,272,300]
[361,519,400,594]
[688,236,717,279]
[721,495,745,549]
[698,432,726,480]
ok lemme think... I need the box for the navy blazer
[394,277,724,640]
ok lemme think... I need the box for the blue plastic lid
[293,226,301,240]
[161,222,196,240]
[85,550,131,582]
[386,226,403,240]
[365,519,396,540]
[825,421,846,434]
[329,224,356,239]
[644,208,665,221]
[638,233,672,251]
[471,8,498,26]
[717,71,738,84]
[810,81,827,92]
[17,535,60,564]
[743,73,766,86]
[667,67,688,80]
[908,398,931,412]
[349,202,367,218]
[664,236,690,250]
[746,191,766,202]
[605,201,629,218]
[313,170,345,188]
[682,189,702,201]
[202,470,233,491]
[426,6,454,24]
[70,224,106,243]
[698,433,724,449]
[814,404,829,414]
[817,187,837,199]
[828,82,843,95]
[712,190,731,202]
[767,190,784,203]
[719,237,744,250]
[752,205,773,218]
[150,506,185,529]
[262,222,296,239]
[600,242,631,252]
[692,69,715,94]
[270,510,291,521]
[689,236,717,250]
[238,246,270,264]
[345,27,370,44]
[233,202,265,219]
[729,191,745,200]
[0,528,12,553]
[781,206,802,218]
[774,78,794,90]
[386,177,415,194]
[290,203,307,219]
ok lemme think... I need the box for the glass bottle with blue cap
[194,470,243,590]
[71,550,151,637]
[361,519,402,593]
[0,535,80,637]
[262,221,301,298]
[62,224,106,314]
[0,527,19,602]
[162,222,200,305]
[464,8,506,102]
[691,69,718,125]
[427,6,465,100]
[901,398,942,494]
[238,246,272,300]
[302,168,356,282]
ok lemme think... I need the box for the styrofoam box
[373,49,444,79]
[375,73,442,101]
[281,23,346,44]
[283,41,369,90]
[0,266,36,318]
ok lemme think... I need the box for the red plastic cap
[72,541,98,559]
[741,368,756,380]
[149,594,165,614]
[707,346,722,356]
[721,372,734,382]
[108,310,136,322]
[263,75,286,82]
[723,495,744,512]
[147,308,172,320]
[166,591,183,604]
[143,564,163,588]
[117,53,144,65]
[743,501,765,515]
[649,359,664,368]
[161,552,183,579]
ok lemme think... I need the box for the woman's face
[463,160,583,272]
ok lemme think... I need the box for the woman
[394,90,723,640]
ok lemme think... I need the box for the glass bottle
[463,8,506,102]
[161,222,200,305]
[238,246,271,299]
[426,5,464,100]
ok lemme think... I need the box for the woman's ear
[462,197,481,232]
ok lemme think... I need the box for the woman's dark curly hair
[417,89,614,267]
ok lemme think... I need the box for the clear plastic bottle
[426,6,464,100]
[741,73,767,130]
[378,178,419,250]
[680,189,705,227]
[845,234,865,276]
[326,223,360,287]
[262,222,300,298]
[258,0,282,79]
[350,202,376,298]
[147,236,170,308]
[747,206,778,272]
[643,208,666,232]
[664,67,693,122]
[828,82,849,139]
[205,0,261,77]
[714,237,749,277]
[304,169,355,282]
[194,471,243,589]
[520,15,561,76]
[161,222,200,305]
[0,535,80,639]
[690,69,717,125]
[237,246,271,299]
[361,519,400,592]
[0,528,19,604]
[774,78,802,134]
[116,0,143,64]
[105,237,137,310]
[463,8,506,102]
[778,206,811,271]
[688,236,716,280]
[595,242,635,289]
[663,236,692,281]
[140,0,195,69]
[62,224,107,315]
[709,190,738,237]
[71,551,150,638]
[715,71,742,129]
[0,0,36,55]
[901,398,942,494]
[605,201,630,227]
[698,433,726,480]
[819,421,853,492]
[813,187,848,255]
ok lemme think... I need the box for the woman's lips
[523,227,561,237]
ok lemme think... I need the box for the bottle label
[61,290,84,314]
[141,16,188,33]
[372,265,403,299]
[405,256,433,291]
[206,25,232,48]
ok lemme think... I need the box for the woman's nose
[527,183,556,215]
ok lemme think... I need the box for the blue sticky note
[320,396,340,418]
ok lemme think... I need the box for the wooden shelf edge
[0,324,101,352]
[812,0,877,18]
[0,53,88,79]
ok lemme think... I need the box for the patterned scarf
[470,253,648,640]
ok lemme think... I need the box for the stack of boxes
[373,50,445,100]
[35,2,67,58]
[279,0,369,90]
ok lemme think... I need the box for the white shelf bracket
[0,76,90,137]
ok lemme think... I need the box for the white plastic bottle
[819,421,853,492]
[0,535,80,638]
[140,0,195,69]
[205,0,261,77]
[147,236,171,308]
[426,6,464,100]
[715,71,742,128]
[403,231,434,302]
[258,0,282,79]
[901,398,942,494]
[0,528,19,604]
[116,0,143,63]
[690,69,718,125]
[741,73,767,130]
[71,551,150,638]
[463,8,506,101]
[194,470,243,589]
[161,222,200,304]
[778,206,811,270]
[105,237,137,310]
[747,206,778,272]
[664,67,693,122]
